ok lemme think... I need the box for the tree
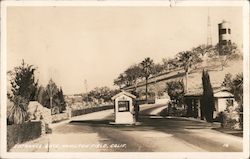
[124,64,143,86]
[114,76,123,89]
[162,58,170,71]
[152,63,164,75]
[7,60,38,124]
[58,87,66,112]
[83,86,116,105]
[114,73,130,88]
[140,57,154,103]
[45,79,59,112]
[8,60,38,101]
[192,44,214,57]
[166,80,185,107]
[214,43,240,70]
[114,64,143,89]
[177,51,202,92]
[36,86,46,105]
[201,69,215,122]
[222,73,243,128]
[7,96,29,124]
[222,73,243,110]
[163,58,180,71]
[82,93,93,103]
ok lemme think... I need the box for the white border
[1,1,249,159]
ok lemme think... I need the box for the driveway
[10,104,242,152]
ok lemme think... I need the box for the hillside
[124,57,243,98]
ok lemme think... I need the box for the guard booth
[111,91,137,124]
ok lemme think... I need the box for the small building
[184,87,236,119]
[111,91,136,124]
[214,90,235,117]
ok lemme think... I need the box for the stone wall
[51,112,69,123]
[71,105,113,117]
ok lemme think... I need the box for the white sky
[7,6,243,95]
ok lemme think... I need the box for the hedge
[7,121,41,151]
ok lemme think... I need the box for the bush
[7,121,41,151]
[214,111,225,122]
[160,102,186,117]
[216,107,241,130]
[7,96,29,125]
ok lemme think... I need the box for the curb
[164,116,221,127]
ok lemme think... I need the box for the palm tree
[140,57,154,103]
[45,79,58,114]
[178,51,201,92]
[8,96,29,124]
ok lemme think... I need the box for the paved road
[10,104,242,152]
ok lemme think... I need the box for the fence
[71,105,113,117]
[7,121,41,151]
[136,99,155,105]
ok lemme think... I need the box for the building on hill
[184,57,242,120]
[218,20,232,55]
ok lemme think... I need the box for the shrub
[160,102,186,117]
[216,105,241,130]
[7,96,29,125]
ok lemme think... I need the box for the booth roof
[111,91,136,100]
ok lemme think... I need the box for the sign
[118,101,130,112]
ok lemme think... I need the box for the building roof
[111,91,136,100]
[184,88,203,97]
[214,91,234,98]
[184,87,233,98]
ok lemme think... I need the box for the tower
[218,20,231,55]
[207,8,212,46]
[84,79,88,94]
[84,79,88,104]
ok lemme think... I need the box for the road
[10,104,242,152]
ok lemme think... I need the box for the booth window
[118,101,130,112]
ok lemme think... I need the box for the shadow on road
[70,119,113,127]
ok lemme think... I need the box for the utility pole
[207,8,212,46]
[84,79,88,104]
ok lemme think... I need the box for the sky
[6,6,243,95]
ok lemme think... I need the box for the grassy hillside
[125,57,243,98]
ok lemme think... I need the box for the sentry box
[111,91,137,125]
